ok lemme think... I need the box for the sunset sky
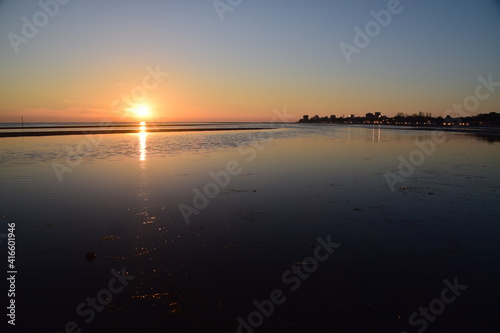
[1,0,499,123]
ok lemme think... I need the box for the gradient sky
[1,0,499,122]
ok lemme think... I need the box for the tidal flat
[1,124,499,332]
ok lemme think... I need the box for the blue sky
[0,0,499,122]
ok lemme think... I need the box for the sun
[127,104,150,118]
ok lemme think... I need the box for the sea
[0,122,499,332]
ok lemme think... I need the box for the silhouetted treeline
[298,112,500,127]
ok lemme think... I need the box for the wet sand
[0,127,272,137]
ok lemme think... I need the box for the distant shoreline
[0,124,220,130]
[0,127,273,138]
[0,122,269,130]
[300,123,500,136]
[389,125,500,136]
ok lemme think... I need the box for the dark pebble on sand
[85,251,96,261]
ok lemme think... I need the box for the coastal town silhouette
[299,111,500,127]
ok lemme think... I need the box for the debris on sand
[85,251,96,261]
[99,235,120,242]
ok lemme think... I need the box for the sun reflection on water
[139,121,147,161]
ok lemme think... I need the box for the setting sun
[128,104,150,118]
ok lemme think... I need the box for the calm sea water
[0,124,499,332]
[0,121,273,134]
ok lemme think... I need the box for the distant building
[303,115,309,121]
